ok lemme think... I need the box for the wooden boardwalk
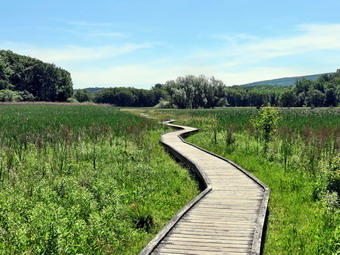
[140,121,269,255]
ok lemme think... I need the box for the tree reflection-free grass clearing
[0,104,199,254]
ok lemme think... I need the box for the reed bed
[0,105,199,254]
[147,107,340,255]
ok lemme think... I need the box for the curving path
[140,120,269,255]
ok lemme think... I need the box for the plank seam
[167,120,270,255]
[139,120,212,255]
[139,119,269,255]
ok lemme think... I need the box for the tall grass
[0,105,199,254]
[146,107,340,255]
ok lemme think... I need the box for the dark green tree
[0,50,73,101]
[280,90,297,107]
[74,89,93,102]
[306,89,326,107]
[325,88,337,107]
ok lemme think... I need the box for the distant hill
[241,73,333,87]
[84,87,105,93]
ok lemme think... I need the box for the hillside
[84,87,105,93]
[242,73,333,86]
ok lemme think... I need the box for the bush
[127,203,155,232]
[66,97,79,103]
[0,89,34,102]
[328,154,340,196]
[155,98,175,108]
[0,89,21,102]
[252,107,281,152]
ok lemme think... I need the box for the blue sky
[1,0,340,89]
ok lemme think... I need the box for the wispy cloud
[92,32,128,38]
[59,28,129,38]
[212,33,260,45]
[211,24,340,64]
[72,64,308,88]
[66,21,115,27]
[2,23,340,88]
[0,42,153,63]
[72,24,340,88]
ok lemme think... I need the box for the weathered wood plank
[163,237,252,245]
[166,230,254,238]
[139,120,269,255]
[154,244,251,253]
[153,248,249,255]
[165,234,252,240]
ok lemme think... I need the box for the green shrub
[128,203,155,232]
[252,107,281,152]
[328,154,340,196]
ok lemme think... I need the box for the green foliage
[157,75,226,109]
[155,98,174,108]
[127,203,155,232]
[149,69,339,108]
[0,89,34,102]
[0,89,21,101]
[0,105,199,254]
[73,89,93,102]
[280,90,297,107]
[327,155,340,196]
[148,107,340,254]
[306,89,326,107]
[252,107,281,152]
[93,87,162,107]
[0,50,73,101]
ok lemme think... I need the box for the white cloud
[59,28,129,38]
[0,42,152,63]
[2,23,340,87]
[72,63,308,88]
[66,21,115,27]
[72,65,175,88]
[92,32,128,38]
[215,24,340,63]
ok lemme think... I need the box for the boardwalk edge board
[139,120,269,255]
[139,120,212,255]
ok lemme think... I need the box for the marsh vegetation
[145,107,340,254]
[0,104,199,254]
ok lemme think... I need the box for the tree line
[75,70,340,108]
[1,49,339,107]
[0,50,73,102]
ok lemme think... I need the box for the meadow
[143,107,340,255]
[0,104,200,254]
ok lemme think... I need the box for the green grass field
[0,104,199,254]
[1,105,339,254]
[143,107,340,255]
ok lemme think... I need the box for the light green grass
[0,105,199,254]
[145,107,340,255]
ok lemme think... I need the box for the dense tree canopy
[92,87,165,107]
[0,50,73,101]
[90,71,340,108]
[155,75,227,109]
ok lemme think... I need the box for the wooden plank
[154,244,251,253]
[163,237,252,245]
[165,234,253,242]
[166,230,254,237]
[160,239,251,248]
[140,120,269,255]
[153,247,249,255]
